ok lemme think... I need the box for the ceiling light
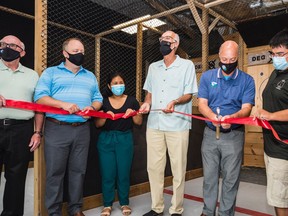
[249,0,263,9]
[113,15,166,35]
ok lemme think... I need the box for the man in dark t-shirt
[256,29,288,216]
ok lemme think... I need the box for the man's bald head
[219,40,238,56]
[219,40,238,64]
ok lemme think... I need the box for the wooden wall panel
[244,63,273,167]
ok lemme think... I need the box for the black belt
[0,118,31,126]
[206,125,244,133]
[46,117,86,127]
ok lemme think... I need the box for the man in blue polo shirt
[198,40,255,216]
[34,38,102,216]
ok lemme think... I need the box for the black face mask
[160,41,173,56]
[66,52,84,66]
[0,47,21,62]
[219,61,238,75]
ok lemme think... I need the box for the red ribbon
[4,100,287,144]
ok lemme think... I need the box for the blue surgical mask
[272,56,288,71]
[111,84,125,96]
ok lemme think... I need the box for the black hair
[102,72,126,97]
[269,28,288,49]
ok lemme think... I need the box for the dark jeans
[0,120,33,216]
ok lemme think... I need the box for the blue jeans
[201,126,244,216]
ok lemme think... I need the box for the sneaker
[143,210,163,216]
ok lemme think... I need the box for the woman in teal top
[95,72,142,216]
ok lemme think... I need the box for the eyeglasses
[0,42,24,52]
[269,52,288,58]
[159,36,177,43]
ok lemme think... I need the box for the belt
[206,125,244,133]
[46,117,86,127]
[0,118,31,126]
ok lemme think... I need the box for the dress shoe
[74,212,85,216]
[143,210,163,216]
[171,214,182,216]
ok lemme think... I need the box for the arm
[36,96,80,114]
[139,91,152,113]
[132,112,142,125]
[221,103,253,129]
[198,98,218,126]
[95,110,109,128]
[230,103,253,118]
[91,101,102,111]
[29,112,45,152]
[164,93,192,113]
[256,108,288,121]
[0,95,6,107]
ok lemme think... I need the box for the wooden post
[136,24,143,101]
[34,0,48,215]
[95,36,101,83]
[202,7,209,72]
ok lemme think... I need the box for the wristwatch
[34,131,43,137]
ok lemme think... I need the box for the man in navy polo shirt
[198,40,255,216]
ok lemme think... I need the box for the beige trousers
[146,128,189,215]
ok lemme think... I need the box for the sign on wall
[248,51,271,66]
[194,59,220,73]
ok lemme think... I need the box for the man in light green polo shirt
[0,35,44,216]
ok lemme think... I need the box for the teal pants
[97,130,134,207]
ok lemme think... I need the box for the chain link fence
[2,0,270,103]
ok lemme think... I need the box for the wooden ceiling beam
[144,0,196,39]
[193,1,236,29]
[204,0,233,8]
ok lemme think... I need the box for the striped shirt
[34,62,102,122]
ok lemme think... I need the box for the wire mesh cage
[1,0,287,102]
[43,0,235,103]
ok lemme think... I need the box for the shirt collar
[58,62,86,74]
[217,68,239,80]
[0,60,24,73]
[159,55,181,68]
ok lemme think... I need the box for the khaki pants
[264,153,288,208]
[146,128,189,215]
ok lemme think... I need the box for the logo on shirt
[211,82,218,87]
[276,80,286,90]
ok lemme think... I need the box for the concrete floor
[0,168,275,215]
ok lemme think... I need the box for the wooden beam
[186,0,206,35]
[202,7,209,72]
[136,24,143,102]
[144,0,196,39]
[100,37,136,50]
[208,16,220,34]
[34,1,48,215]
[193,1,236,29]
[95,36,101,84]
[97,4,190,37]
[0,5,94,38]
[142,24,163,34]
[204,0,233,8]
